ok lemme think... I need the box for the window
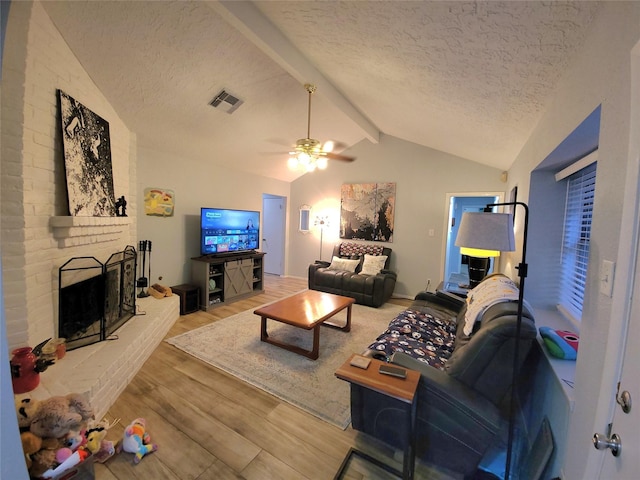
[559,162,597,320]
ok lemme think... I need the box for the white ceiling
[41,1,601,182]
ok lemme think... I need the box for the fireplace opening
[59,246,137,350]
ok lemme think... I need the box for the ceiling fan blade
[326,151,355,162]
[265,138,295,148]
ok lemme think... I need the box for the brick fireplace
[2,2,178,419]
[8,216,179,419]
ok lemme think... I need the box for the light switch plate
[600,260,615,297]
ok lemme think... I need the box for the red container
[10,347,40,394]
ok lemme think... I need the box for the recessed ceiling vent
[209,89,243,114]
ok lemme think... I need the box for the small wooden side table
[334,354,420,480]
[170,284,200,315]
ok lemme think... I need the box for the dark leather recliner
[308,243,397,308]
[351,287,537,476]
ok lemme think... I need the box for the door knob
[592,432,621,457]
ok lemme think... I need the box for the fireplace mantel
[50,216,132,248]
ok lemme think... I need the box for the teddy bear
[20,431,42,471]
[15,397,41,431]
[29,393,94,439]
[118,418,158,464]
[20,432,62,478]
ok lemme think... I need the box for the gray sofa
[308,242,397,308]
[351,277,537,476]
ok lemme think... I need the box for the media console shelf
[191,252,265,310]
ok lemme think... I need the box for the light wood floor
[97,275,458,480]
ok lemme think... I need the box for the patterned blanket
[367,309,457,370]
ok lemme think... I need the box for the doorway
[442,192,504,283]
[262,194,286,275]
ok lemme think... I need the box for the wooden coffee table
[254,290,355,360]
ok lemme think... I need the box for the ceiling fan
[287,83,355,172]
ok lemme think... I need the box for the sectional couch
[351,274,537,476]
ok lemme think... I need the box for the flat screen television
[200,207,260,256]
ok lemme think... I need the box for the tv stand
[191,252,265,310]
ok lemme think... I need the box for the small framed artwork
[144,188,175,216]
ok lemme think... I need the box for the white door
[262,195,286,275]
[593,40,640,480]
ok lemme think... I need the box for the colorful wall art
[144,188,175,217]
[340,182,396,242]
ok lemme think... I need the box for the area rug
[166,297,405,429]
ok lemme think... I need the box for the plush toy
[62,428,86,452]
[56,447,73,464]
[84,417,119,463]
[119,418,158,464]
[15,397,41,431]
[84,426,107,454]
[30,393,94,439]
[93,439,116,464]
[20,431,42,470]
[30,448,57,478]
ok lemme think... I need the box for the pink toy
[55,447,73,464]
[119,418,157,464]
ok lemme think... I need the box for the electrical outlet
[600,260,615,297]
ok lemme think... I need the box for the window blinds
[559,162,597,320]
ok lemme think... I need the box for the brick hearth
[20,295,179,420]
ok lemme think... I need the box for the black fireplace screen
[59,246,136,351]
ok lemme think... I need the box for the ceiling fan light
[322,140,334,153]
[317,157,328,170]
[298,151,311,163]
[288,157,299,170]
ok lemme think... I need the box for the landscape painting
[59,90,116,216]
[340,182,395,242]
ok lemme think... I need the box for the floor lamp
[455,202,529,480]
[314,215,329,261]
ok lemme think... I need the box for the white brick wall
[3,1,159,414]
[2,1,137,348]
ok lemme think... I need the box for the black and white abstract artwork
[340,182,396,242]
[59,90,116,216]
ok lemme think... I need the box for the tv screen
[200,208,260,256]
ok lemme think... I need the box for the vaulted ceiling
[41,1,601,182]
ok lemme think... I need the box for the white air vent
[209,89,243,114]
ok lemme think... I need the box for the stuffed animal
[15,397,41,431]
[30,393,94,439]
[28,436,63,478]
[84,426,107,454]
[62,429,86,452]
[93,439,116,464]
[20,431,42,470]
[119,418,157,464]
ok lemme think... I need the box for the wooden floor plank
[240,449,306,480]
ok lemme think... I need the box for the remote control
[378,364,407,379]
[350,355,371,370]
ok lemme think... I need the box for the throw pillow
[327,256,360,273]
[359,254,388,275]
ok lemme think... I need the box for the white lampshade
[455,212,516,252]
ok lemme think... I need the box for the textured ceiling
[41,1,600,182]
